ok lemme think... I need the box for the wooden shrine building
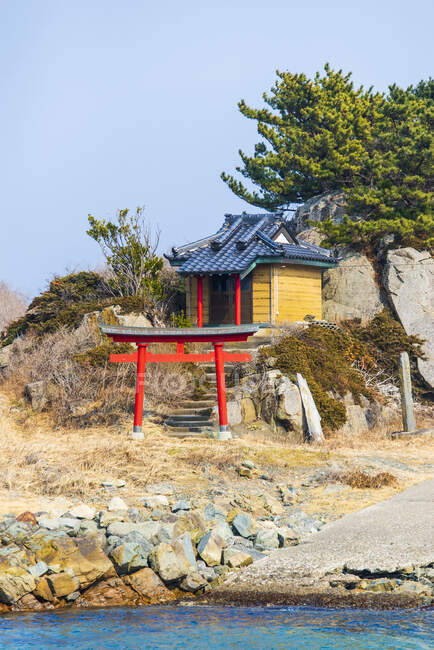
[167,213,338,326]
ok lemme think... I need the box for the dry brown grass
[340,470,398,489]
[1,329,196,426]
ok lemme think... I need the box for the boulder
[141,495,169,509]
[231,513,257,539]
[254,527,279,550]
[68,504,96,520]
[124,568,177,603]
[109,544,148,575]
[384,248,434,388]
[322,248,384,323]
[276,526,300,547]
[28,561,48,578]
[76,577,141,608]
[149,543,188,583]
[196,531,226,567]
[294,191,347,233]
[107,497,128,512]
[0,573,36,604]
[33,577,55,602]
[32,535,114,589]
[172,500,191,513]
[222,549,254,568]
[46,572,80,598]
[24,381,48,411]
[275,377,303,434]
[172,510,207,542]
[106,521,160,541]
[339,405,370,436]
[226,400,242,426]
[179,572,207,592]
[171,533,197,573]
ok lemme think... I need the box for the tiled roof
[166,213,337,274]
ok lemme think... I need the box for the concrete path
[213,479,434,602]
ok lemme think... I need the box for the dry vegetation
[0,389,432,520]
[0,281,27,334]
[1,323,195,426]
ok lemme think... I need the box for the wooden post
[399,352,416,432]
[197,276,203,328]
[132,344,147,439]
[213,342,230,439]
[235,274,241,325]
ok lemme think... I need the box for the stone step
[166,417,214,428]
[165,424,213,434]
[171,407,212,416]
[181,400,216,409]
[167,413,212,422]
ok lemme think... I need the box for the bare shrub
[3,325,195,426]
[0,281,27,333]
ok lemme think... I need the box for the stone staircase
[163,333,273,438]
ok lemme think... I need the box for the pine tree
[222,66,433,248]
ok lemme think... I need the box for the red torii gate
[99,323,259,440]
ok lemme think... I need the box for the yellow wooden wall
[184,265,322,325]
[276,264,322,323]
[185,276,210,325]
[252,265,272,322]
[252,263,322,323]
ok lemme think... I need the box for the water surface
[0,605,432,648]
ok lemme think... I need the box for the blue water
[0,605,432,649]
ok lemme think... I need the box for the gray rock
[232,513,256,539]
[231,544,267,562]
[172,532,197,572]
[106,535,123,549]
[109,539,151,575]
[231,535,253,548]
[275,377,303,434]
[0,574,36,604]
[241,460,256,469]
[68,504,95,520]
[323,248,385,324]
[107,496,128,511]
[28,561,48,578]
[254,528,279,550]
[172,500,191,513]
[209,520,234,544]
[149,543,188,583]
[140,495,169,509]
[179,572,207,592]
[204,503,225,521]
[24,380,49,411]
[37,517,80,536]
[294,191,347,233]
[226,400,242,426]
[154,523,174,545]
[106,521,160,541]
[98,511,128,528]
[339,405,370,436]
[384,248,434,388]
[197,531,225,566]
[0,522,33,545]
[78,520,99,537]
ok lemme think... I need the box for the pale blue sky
[1,0,432,297]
